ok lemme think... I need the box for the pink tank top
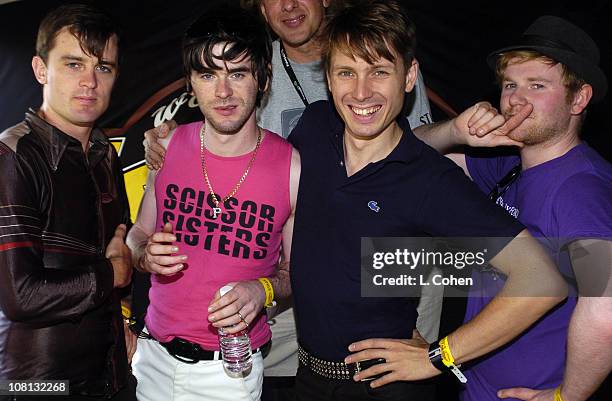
[146,121,292,350]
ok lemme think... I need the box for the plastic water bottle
[218,285,252,374]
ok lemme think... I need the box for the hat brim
[487,44,608,103]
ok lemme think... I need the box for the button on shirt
[288,100,525,361]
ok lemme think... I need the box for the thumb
[113,224,127,239]
[498,387,537,400]
[162,222,174,234]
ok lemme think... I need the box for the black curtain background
[1,0,610,165]
[0,1,610,399]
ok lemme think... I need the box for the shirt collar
[25,109,109,171]
[326,101,423,166]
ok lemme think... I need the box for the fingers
[467,102,495,132]
[143,225,186,275]
[497,103,534,135]
[208,283,261,332]
[163,120,178,135]
[466,103,505,137]
[143,121,177,170]
[352,361,390,382]
[345,348,387,365]
[369,371,402,388]
[497,387,539,400]
[162,222,173,234]
[348,338,394,352]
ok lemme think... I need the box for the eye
[66,62,81,69]
[200,73,215,80]
[230,72,245,80]
[96,65,113,73]
[502,82,516,90]
[373,70,389,77]
[530,83,545,89]
[337,70,353,78]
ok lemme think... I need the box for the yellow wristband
[121,305,131,319]
[554,386,563,401]
[258,277,274,307]
[439,336,456,367]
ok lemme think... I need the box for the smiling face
[500,58,577,146]
[327,46,417,141]
[32,27,118,134]
[190,42,259,136]
[260,0,329,50]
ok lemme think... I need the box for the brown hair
[36,4,121,64]
[495,50,587,103]
[322,0,416,73]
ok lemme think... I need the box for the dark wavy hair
[182,2,272,107]
[36,3,121,64]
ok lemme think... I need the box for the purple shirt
[462,143,612,401]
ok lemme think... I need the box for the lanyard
[279,42,309,107]
[488,163,521,201]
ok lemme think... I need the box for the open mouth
[350,105,381,117]
[283,15,305,27]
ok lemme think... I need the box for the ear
[570,84,593,115]
[404,58,418,93]
[259,1,269,23]
[32,56,48,85]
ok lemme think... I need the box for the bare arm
[413,102,531,174]
[347,229,567,386]
[207,148,301,333]
[127,130,186,276]
[498,239,612,401]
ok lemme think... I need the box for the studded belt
[298,344,385,381]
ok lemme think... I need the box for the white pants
[132,335,263,401]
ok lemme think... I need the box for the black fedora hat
[487,15,608,103]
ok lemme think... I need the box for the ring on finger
[236,311,248,328]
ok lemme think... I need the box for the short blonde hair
[495,50,587,103]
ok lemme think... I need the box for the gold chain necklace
[199,123,262,218]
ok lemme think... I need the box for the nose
[352,76,373,102]
[281,0,298,12]
[508,86,527,107]
[79,67,97,89]
[215,76,232,99]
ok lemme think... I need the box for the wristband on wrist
[258,277,275,307]
[428,337,467,383]
[554,385,564,401]
[121,305,131,319]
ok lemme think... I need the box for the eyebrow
[502,73,553,82]
[199,66,252,74]
[59,55,117,68]
[332,63,394,71]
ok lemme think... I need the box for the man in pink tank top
[126,3,300,401]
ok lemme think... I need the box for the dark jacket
[0,110,131,397]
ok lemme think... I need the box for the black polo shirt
[288,100,524,361]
